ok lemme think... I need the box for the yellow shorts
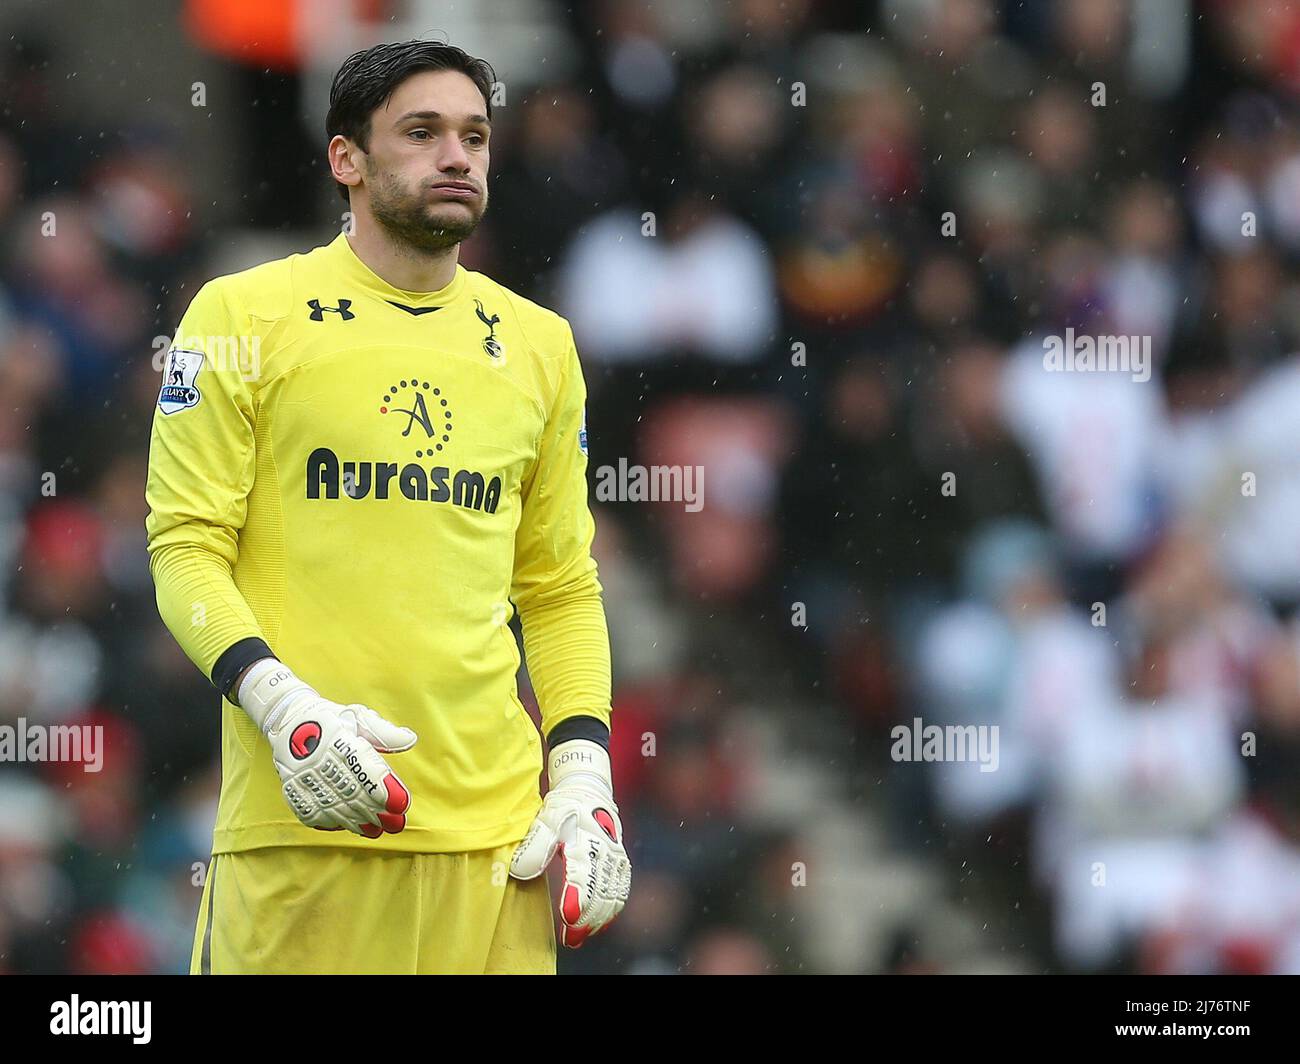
[190,844,555,974]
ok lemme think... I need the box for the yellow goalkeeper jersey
[145,233,611,854]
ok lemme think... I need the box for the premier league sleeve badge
[157,348,205,415]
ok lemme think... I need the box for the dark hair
[326,40,496,204]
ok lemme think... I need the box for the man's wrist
[237,658,310,733]
[232,660,263,699]
[548,738,613,791]
[545,715,610,751]
[212,637,278,701]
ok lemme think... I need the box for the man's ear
[328,134,364,195]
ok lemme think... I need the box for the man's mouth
[429,182,477,200]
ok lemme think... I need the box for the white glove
[237,658,417,838]
[510,738,632,947]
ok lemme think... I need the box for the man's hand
[510,738,632,947]
[237,659,417,837]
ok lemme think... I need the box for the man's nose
[436,135,471,173]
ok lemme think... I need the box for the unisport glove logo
[289,721,323,759]
[333,735,381,797]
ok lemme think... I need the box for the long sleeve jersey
[145,233,611,853]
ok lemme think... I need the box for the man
[145,40,631,974]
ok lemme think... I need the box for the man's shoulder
[193,240,334,322]
[463,270,573,356]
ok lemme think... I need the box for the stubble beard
[367,164,487,254]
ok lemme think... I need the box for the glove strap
[238,659,314,735]
[548,738,613,792]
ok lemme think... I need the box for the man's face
[355,69,491,253]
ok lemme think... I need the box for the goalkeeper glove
[510,738,632,947]
[237,658,417,838]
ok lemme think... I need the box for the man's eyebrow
[392,109,492,126]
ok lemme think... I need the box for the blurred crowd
[3,0,1300,974]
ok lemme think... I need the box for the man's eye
[409,129,430,140]
[466,135,485,147]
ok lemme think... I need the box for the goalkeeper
[145,40,630,974]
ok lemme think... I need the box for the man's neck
[344,214,460,293]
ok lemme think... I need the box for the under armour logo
[308,298,355,321]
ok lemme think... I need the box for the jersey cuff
[545,715,610,751]
[211,637,277,701]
